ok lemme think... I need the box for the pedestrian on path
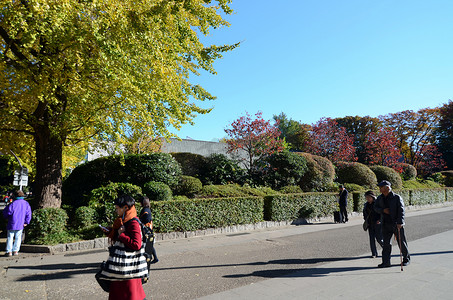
[338,185,349,223]
[139,196,158,264]
[363,190,383,258]
[374,180,410,268]
[3,190,32,257]
[101,194,147,300]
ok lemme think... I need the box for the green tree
[273,113,310,151]
[437,100,453,169]
[335,116,381,163]
[0,1,237,208]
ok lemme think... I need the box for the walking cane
[397,226,403,271]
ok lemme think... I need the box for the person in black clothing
[338,185,349,223]
[374,180,410,268]
[139,196,158,264]
[363,190,383,258]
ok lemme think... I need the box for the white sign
[13,168,28,186]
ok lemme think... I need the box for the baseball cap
[377,180,391,187]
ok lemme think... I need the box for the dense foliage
[297,152,335,192]
[369,165,403,189]
[63,153,180,207]
[174,176,203,197]
[143,181,173,201]
[199,154,246,185]
[336,162,377,187]
[262,152,308,189]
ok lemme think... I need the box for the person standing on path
[139,196,158,264]
[3,190,32,257]
[338,185,349,223]
[374,180,410,268]
[363,190,383,258]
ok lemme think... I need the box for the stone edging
[20,202,453,254]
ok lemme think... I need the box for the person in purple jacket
[3,190,32,257]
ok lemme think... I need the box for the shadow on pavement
[223,265,375,279]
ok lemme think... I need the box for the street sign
[13,168,28,187]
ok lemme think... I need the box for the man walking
[374,180,410,268]
[338,185,349,223]
[3,190,32,257]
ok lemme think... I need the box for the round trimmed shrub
[143,181,172,201]
[63,153,181,208]
[27,208,68,241]
[199,154,246,185]
[297,153,335,192]
[88,182,143,224]
[73,206,97,229]
[343,183,365,192]
[279,185,303,194]
[370,165,403,189]
[397,163,417,180]
[336,162,377,188]
[263,152,308,189]
[174,175,202,197]
[171,152,207,177]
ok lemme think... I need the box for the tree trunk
[34,125,63,208]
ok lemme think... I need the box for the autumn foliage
[305,118,357,163]
[364,127,402,169]
[225,112,286,174]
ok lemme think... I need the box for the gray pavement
[198,227,453,300]
[0,205,452,299]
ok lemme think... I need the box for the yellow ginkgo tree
[0,0,237,208]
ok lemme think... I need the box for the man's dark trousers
[382,223,410,265]
[339,205,348,223]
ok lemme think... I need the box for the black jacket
[374,191,405,225]
[363,201,380,227]
[339,189,348,207]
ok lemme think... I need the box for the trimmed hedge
[62,153,181,207]
[174,175,203,197]
[262,152,307,189]
[297,153,335,192]
[409,189,446,206]
[198,184,278,198]
[441,171,453,187]
[73,206,96,229]
[199,154,246,185]
[370,165,403,189]
[150,197,264,232]
[26,208,69,243]
[88,182,143,224]
[263,193,353,221]
[398,163,417,180]
[143,181,173,201]
[336,162,377,187]
[279,185,303,194]
[171,152,206,177]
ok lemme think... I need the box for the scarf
[108,205,137,241]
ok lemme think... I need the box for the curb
[18,202,453,254]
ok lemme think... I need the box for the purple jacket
[3,197,32,230]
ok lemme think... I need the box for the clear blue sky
[172,0,453,141]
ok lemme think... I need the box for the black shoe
[151,258,159,264]
[378,263,391,268]
[403,260,410,266]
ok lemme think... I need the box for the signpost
[10,150,28,191]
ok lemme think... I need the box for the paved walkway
[199,228,453,300]
[0,206,452,299]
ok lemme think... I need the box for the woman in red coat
[102,194,146,300]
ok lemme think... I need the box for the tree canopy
[0,0,237,207]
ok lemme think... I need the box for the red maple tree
[225,111,286,174]
[305,118,357,163]
[364,127,402,169]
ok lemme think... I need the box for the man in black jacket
[338,185,349,223]
[374,180,410,268]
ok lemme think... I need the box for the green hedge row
[263,193,354,221]
[150,197,264,233]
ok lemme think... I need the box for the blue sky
[172,0,453,141]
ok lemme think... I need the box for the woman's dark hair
[114,194,135,208]
[364,190,376,199]
[139,195,150,208]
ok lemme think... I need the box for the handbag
[363,205,371,231]
[95,262,111,292]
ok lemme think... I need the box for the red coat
[109,219,146,300]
